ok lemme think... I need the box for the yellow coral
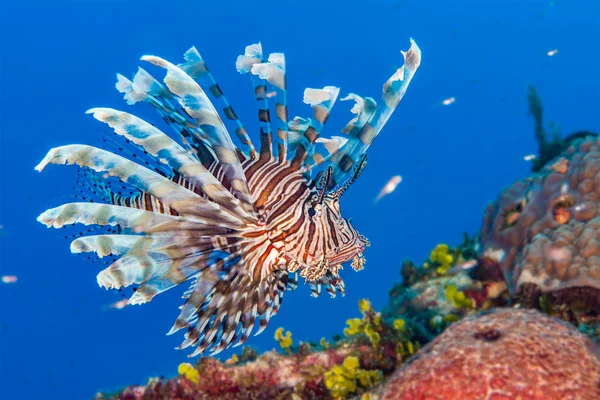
[225,353,239,366]
[358,298,372,314]
[393,318,406,332]
[343,356,360,370]
[364,324,380,348]
[324,356,382,399]
[320,337,329,349]
[430,244,454,275]
[445,285,474,309]
[274,327,293,349]
[344,318,363,337]
[178,362,200,385]
[372,312,382,328]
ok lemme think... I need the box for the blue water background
[1,0,599,398]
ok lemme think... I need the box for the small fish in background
[434,96,456,108]
[1,275,18,284]
[447,259,478,275]
[523,154,537,162]
[375,175,403,203]
[108,299,129,310]
[547,49,559,57]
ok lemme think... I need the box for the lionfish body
[37,40,421,356]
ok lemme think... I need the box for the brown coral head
[473,329,501,342]
[473,250,506,282]
[551,195,574,224]
[550,157,569,174]
[501,198,527,230]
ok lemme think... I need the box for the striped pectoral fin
[116,69,217,168]
[86,108,252,222]
[70,234,152,258]
[97,253,169,290]
[35,145,243,226]
[38,203,236,238]
[179,47,257,160]
[141,55,256,215]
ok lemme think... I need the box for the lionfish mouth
[358,233,371,247]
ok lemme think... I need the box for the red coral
[380,308,600,400]
[98,345,391,399]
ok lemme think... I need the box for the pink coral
[380,308,600,400]
[96,345,392,399]
[479,136,600,311]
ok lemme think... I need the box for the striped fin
[101,243,233,303]
[174,270,288,357]
[116,69,216,167]
[178,47,257,160]
[35,145,241,226]
[329,39,421,186]
[86,108,253,222]
[308,269,346,298]
[307,94,375,170]
[250,52,288,163]
[37,203,237,235]
[236,43,273,161]
[141,55,256,215]
[290,86,340,169]
[340,93,377,135]
[70,234,203,258]
[70,234,150,258]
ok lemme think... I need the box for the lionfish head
[307,157,370,269]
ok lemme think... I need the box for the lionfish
[36,39,421,356]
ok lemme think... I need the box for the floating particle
[523,154,537,161]
[441,97,456,106]
[1,275,18,284]
[375,175,403,203]
[547,49,559,57]
[109,299,129,309]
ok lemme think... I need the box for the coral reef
[380,308,600,400]
[479,136,600,323]
[96,344,389,400]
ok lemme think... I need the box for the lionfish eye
[308,207,316,217]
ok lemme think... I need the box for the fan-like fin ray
[116,69,217,168]
[179,47,258,160]
[250,53,288,163]
[329,39,421,186]
[236,43,273,161]
[141,55,256,215]
[290,86,340,169]
[35,145,241,225]
[38,202,237,235]
[86,108,253,222]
